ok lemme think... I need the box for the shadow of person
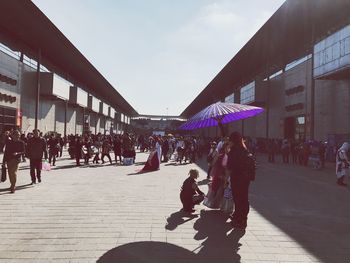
[127,169,159,176]
[97,242,196,263]
[165,209,198,231]
[0,183,34,195]
[193,209,244,262]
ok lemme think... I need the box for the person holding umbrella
[226,131,254,230]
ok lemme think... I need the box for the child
[180,169,205,213]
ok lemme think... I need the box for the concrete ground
[0,150,349,263]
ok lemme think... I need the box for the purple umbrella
[180,102,264,130]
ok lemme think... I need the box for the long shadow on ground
[0,183,33,195]
[196,154,350,263]
[97,210,244,263]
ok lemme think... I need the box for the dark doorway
[284,117,295,139]
[0,106,16,133]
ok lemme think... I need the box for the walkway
[0,151,349,263]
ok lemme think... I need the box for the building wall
[54,100,65,134]
[314,79,350,140]
[99,116,105,134]
[0,47,129,136]
[20,65,37,133]
[39,99,55,133]
[66,106,77,135]
[75,107,83,135]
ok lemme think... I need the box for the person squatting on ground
[3,130,25,193]
[27,129,47,184]
[180,169,205,213]
[226,131,254,230]
[336,142,350,186]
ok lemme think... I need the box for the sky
[32,0,285,116]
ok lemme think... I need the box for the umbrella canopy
[179,102,264,130]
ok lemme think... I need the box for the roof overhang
[0,0,138,116]
[181,0,350,118]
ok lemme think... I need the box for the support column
[310,8,316,140]
[64,100,68,137]
[266,77,270,139]
[35,49,41,130]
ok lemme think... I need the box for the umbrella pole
[241,119,245,136]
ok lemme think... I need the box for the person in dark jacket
[47,134,59,166]
[113,135,122,164]
[3,130,25,193]
[180,169,204,213]
[27,129,47,184]
[162,138,169,162]
[226,131,251,230]
[75,136,83,166]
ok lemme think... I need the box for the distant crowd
[0,129,348,192]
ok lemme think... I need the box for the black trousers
[114,151,122,163]
[49,151,56,165]
[101,153,112,163]
[76,154,81,166]
[30,159,42,182]
[231,176,250,227]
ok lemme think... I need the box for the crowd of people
[0,129,206,193]
[1,127,349,233]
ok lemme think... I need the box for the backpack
[241,152,256,181]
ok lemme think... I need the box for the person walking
[3,130,25,193]
[58,134,64,157]
[47,134,59,166]
[226,132,253,230]
[101,139,112,164]
[27,129,47,184]
[75,136,83,166]
[281,139,290,163]
[336,142,350,186]
[113,135,122,164]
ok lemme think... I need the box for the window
[269,70,283,79]
[285,54,312,71]
[296,115,305,140]
[297,116,305,125]
[225,93,234,103]
[240,81,255,104]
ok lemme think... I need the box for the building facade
[0,45,132,136]
[181,0,350,144]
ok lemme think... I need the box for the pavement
[0,150,349,263]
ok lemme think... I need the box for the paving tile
[0,151,349,263]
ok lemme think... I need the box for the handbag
[42,160,51,171]
[1,164,7,182]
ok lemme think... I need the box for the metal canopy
[0,0,138,116]
[181,0,350,118]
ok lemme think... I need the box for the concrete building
[181,0,350,143]
[0,1,137,136]
[131,115,185,135]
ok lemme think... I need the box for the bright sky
[32,0,285,116]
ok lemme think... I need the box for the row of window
[224,81,256,105]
